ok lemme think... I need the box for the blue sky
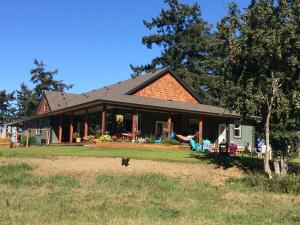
[0,0,249,93]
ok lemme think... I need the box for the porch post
[167,112,172,140]
[132,111,137,141]
[84,110,88,138]
[58,115,63,144]
[15,127,18,146]
[101,105,106,135]
[69,114,74,143]
[198,115,203,144]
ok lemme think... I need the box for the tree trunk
[281,153,288,175]
[274,156,281,175]
[264,107,273,179]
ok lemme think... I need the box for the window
[43,104,47,112]
[234,121,242,138]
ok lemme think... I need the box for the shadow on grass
[189,152,300,174]
[189,152,262,173]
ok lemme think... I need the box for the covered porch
[46,103,232,146]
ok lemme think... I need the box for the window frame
[233,121,242,139]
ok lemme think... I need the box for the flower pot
[76,138,81,143]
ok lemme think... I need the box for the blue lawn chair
[154,137,162,143]
[189,139,203,152]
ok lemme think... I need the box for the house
[12,68,256,148]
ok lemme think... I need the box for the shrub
[230,173,300,195]
[72,132,80,139]
[21,135,37,146]
[99,135,112,141]
[83,135,95,143]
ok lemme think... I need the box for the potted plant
[115,114,124,125]
[73,132,81,143]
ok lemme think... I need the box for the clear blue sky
[0,0,249,94]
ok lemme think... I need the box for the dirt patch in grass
[1,156,243,185]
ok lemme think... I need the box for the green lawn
[291,157,300,166]
[0,163,299,225]
[0,146,204,163]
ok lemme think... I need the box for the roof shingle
[43,68,239,117]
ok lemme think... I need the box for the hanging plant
[115,114,124,125]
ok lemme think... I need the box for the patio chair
[203,139,212,153]
[153,137,162,143]
[189,139,203,152]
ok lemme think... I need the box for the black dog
[121,158,130,167]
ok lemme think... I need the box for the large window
[234,121,242,138]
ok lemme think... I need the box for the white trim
[233,121,242,139]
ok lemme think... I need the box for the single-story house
[11,68,256,148]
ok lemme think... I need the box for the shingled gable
[36,94,51,115]
[39,91,79,114]
[127,68,201,104]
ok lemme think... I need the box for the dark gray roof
[43,68,240,118]
[44,91,78,111]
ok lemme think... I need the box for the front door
[155,121,174,139]
[218,124,227,145]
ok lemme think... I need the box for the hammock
[175,134,196,143]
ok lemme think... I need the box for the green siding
[229,123,255,148]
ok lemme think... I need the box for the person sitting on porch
[229,141,237,156]
[219,139,228,155]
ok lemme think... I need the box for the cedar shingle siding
[133,73,199,104]
[37,96,51,115]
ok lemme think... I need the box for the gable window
[234,121,242,138]
[43,104,47,112]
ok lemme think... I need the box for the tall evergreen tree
[0,90,15,125]
[16,83,38,118]
[216,0,300,177]
[30,59,73,99]
[130,0,219,105]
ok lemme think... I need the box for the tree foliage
[16,83,38,119]
[1,59,73,123]
[30,59,73,99]
[0,90,15,125]
[130,0,220,105]
[216,0,300,176]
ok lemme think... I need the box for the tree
[0,90,15,125]
[130,0,220,105]
[216,0,300,177]
[16,83,38,118]
[30,59,73,99]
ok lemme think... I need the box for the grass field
[0,146,203,163]
[2,146,299,172]
[0,146,299,224]
[0,163,299,225]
